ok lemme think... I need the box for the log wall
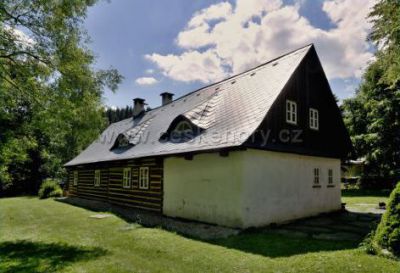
[66,157,163,212]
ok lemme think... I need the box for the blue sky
[84,0,375,108]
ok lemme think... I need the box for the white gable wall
[163,149,341,228]
[241,149,341,228]
[163,152,244,227]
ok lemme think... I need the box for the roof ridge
[107,44,313,125]
[148,44,313,112]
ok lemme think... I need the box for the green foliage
[342,0,400,178]
[38,179,62,199]
[0,1,122,195]
[374,182,400,256]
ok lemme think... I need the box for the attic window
[286,100,297,125]
[171,120,194,141]
[112,134,130,150]
[309,108,319,130]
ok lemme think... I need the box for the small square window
[309,108,319,130]
[139,167,149,189]
[313,168,320,184]
[328,169,333,184]
[94,170,101,187]
[123,168,132,189]
[286,100,297,125]
[73,171,78,186]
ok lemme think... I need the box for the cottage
[64,44,352,228]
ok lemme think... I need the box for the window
[123,168,131,189]
[286,100,297,125]
[309,108,319,130]
[94,170,101,187]
[73,171,78,186]
[139,167,149,189]
[313,168,320,184]
[328,169,333,184]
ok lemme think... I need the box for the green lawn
[1,196,399,273]
[342,189,391,212]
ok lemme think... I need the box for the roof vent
[231,80,236,84]
[250,72,256,76]
[272,62,278,66]
[133,98,145,117]
[160,92,174,106]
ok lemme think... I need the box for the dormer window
[117,135,129,148]
[286,100,297,125]
[309,108,319,130]
[170,120,195,142]
[160,118,202,143]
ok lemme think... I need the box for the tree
[342,0,400,178]
[374,181,400,256]
[104,106,133,124]
[0,1,122,195]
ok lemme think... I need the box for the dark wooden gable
[244,45,352,159]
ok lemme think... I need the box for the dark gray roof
[65,45,312,166]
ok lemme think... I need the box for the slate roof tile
[65,45,312,166]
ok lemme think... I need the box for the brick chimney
[160,92,174,106]
[133,98,145,117]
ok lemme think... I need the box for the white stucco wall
[163,152,244,227]
[163,149,341,228]
[241,149,341,227]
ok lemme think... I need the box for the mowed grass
[342,189,391,212]
[1,197,399,273]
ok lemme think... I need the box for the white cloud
[145,50,228,83]
[135,77,158,85]
[146,0,377,84]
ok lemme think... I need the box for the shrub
[373,182,400,256]
[38,179,63,199]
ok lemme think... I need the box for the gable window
[139,167,149,189]
[94,170,101,187]
[286,100,297,125]
[313,168,320,185]
[123,168,132,189]
[309,108,319,130]
[328,169,333,184]
[73,171,78,186]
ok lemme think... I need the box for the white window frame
[309,108,319,130]
[328,169,333,184]
[139,167,149,189]
[286,100,297,125]
[123,168,132,189]
[313,168,320,185]
[73,171,78,186]
[94,170,101,187]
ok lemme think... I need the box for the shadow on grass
[0,240,107,273]
[57,197,369,258]
[206,230,358,258]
